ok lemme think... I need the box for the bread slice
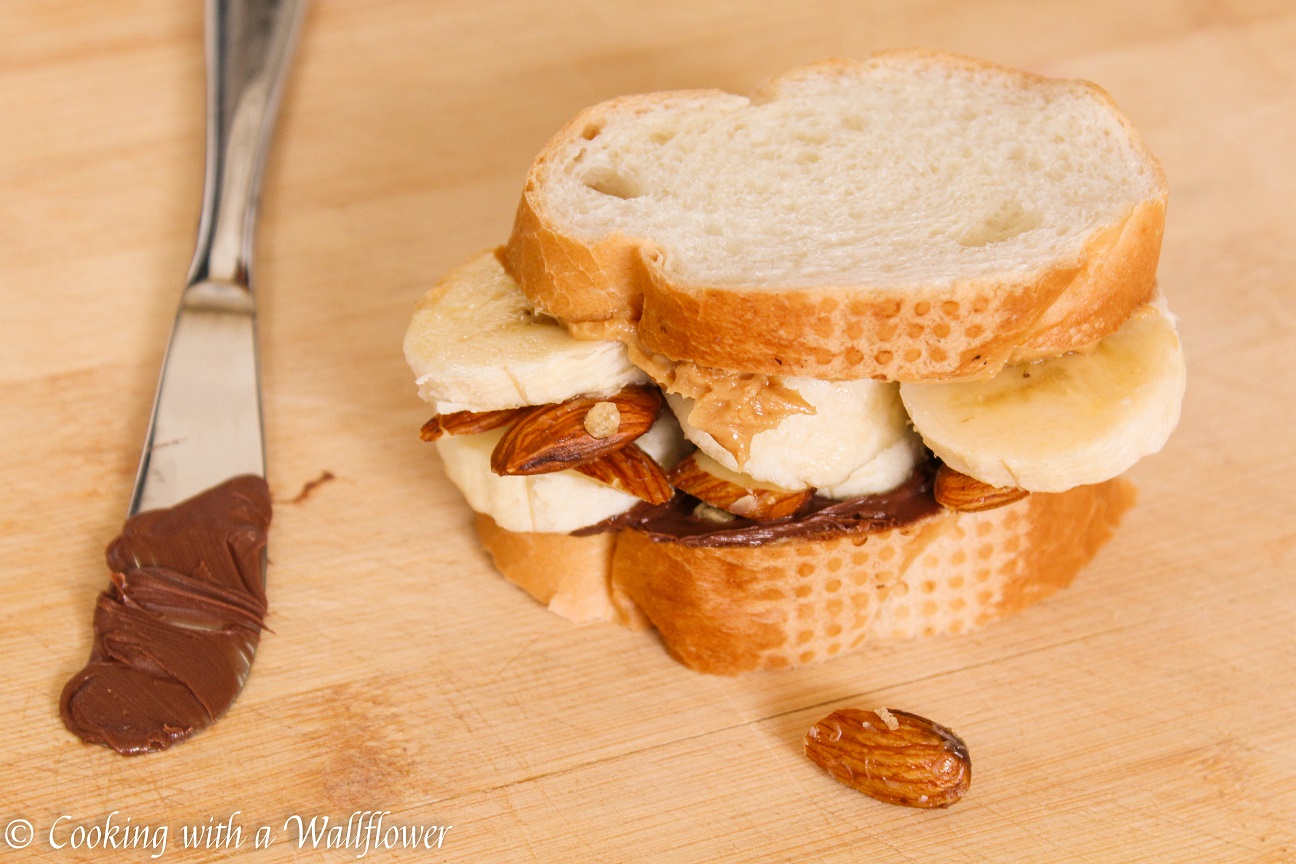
[471,477,1133,674]
[474,513,647,628]
[611,478,1133,674]
[506,51,1167,381]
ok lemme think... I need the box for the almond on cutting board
[804,707,971,808]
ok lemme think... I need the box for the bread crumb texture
[547,57,1157,287]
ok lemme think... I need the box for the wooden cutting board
[2,1,1293,860]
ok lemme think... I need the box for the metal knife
[59,0,306,756]
[131,0,305,515]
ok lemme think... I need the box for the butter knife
[59,0,305,756]
[132,0,304,513]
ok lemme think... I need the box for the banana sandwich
[404,52,1184,674]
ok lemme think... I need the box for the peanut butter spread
[568,319,814,464]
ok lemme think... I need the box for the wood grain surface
[2,1,1294,861]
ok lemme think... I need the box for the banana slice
[436,414,687,533]
[404,250,648,413]
[665,376,922,497]
[900,303,1185,492]
[818,434,930,500]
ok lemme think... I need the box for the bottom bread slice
[474,513,648,628]
[474,479,1134,674]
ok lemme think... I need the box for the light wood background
[2,1,1293,861]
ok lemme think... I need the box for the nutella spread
[60,475,271,755]
[622,462,941,547]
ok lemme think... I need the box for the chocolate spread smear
[60,475,271,755]
[620,461,942,547]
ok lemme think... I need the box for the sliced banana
[404,250,648,413]
[436,414,687,533]
[818,434,930,500]
[665,376,922,497]
[900,303,1185,492]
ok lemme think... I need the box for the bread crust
[610,479,1135,674]
[473,513,647,628]
[473,478,1134,675]
[504,51,1168,381]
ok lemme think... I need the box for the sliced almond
[573,444,673,504]
[934,463,1029,512]
[420,408,525,442]
[491,385,663,475]
[668,451,812,521]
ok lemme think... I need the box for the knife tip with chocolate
[403,52,1184,675]
[60,477,272,755]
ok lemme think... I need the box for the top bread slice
[505,51,1167,381]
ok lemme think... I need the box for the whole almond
[420,407,525,442]
[804,708,971,808]
[669,452,812,520]
[934,463,1029,512]
[574,444,673,504]
[491,385,662,475]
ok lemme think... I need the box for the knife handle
[128,0,304,516]
[187,0,307,291]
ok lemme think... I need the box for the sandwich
[403,51,1184,674]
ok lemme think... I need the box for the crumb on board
[288,470,336,504]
